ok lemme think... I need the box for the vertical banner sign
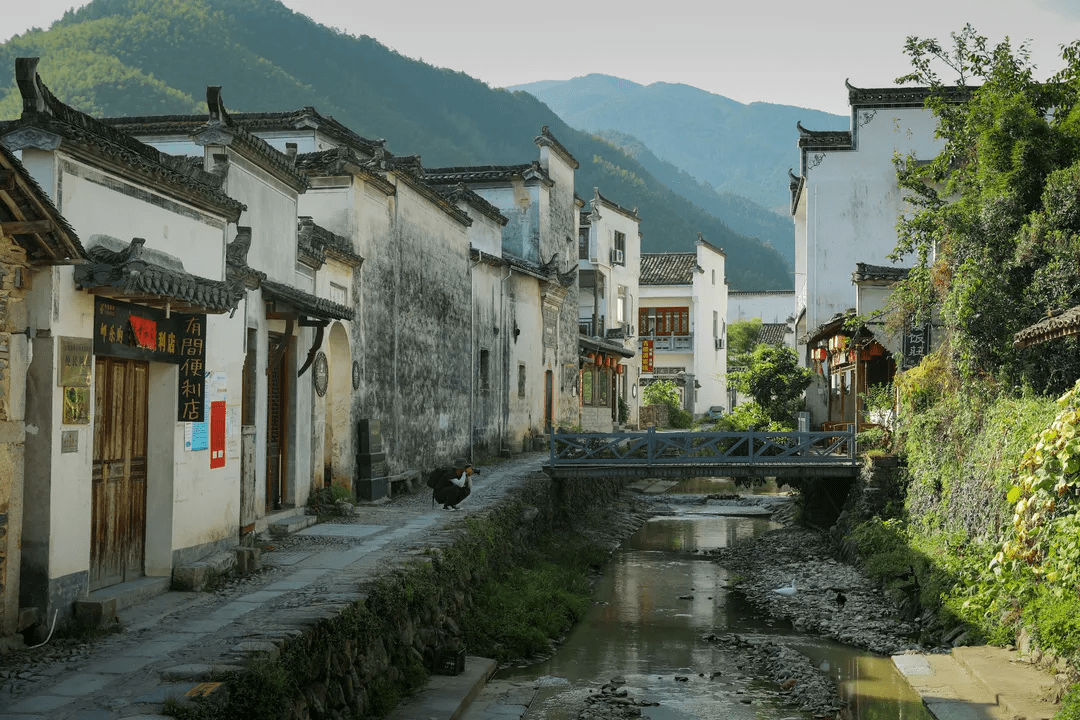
[177,315,207,422]
[641,339,654,373]
[901,322,930,370]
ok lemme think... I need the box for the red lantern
[616,364,624,375]
[588,353,596,364]
[607,356,615,369]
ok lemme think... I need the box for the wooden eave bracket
[297,317,329,378]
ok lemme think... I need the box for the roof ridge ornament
[15,57,51,115]
[206,86,234,127]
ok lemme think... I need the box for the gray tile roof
[262,279,354,321]
[853,262,910,283]
[846,80,969,109]
[298,217,363,268]
[4,59,245,222]
[0,141,85,265]
[106,87,308,192]
[757,323,792,346]
[102,107,383,158]
[437,183,508,226]
[424,162,549,185]
[73,235,243,314]
[1013,306,1080,349]
[640,253,698,285]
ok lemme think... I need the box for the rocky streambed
[544,491,931,720]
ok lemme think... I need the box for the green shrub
[1057,683,1080,720]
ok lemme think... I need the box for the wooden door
[91,358,148,591]
[266,333,289,511]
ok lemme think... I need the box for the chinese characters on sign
[93,298,208,422]
[641,339,654,373]
[177,315,206,423]
[901,323,930,370]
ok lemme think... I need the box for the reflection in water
[506,509,935,720]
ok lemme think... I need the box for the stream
[501,480,934,719]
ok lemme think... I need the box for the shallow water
[503,487,933,719]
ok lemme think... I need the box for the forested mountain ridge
[0,0,793,290]
[594,129,795,269]
[512,74,848,214]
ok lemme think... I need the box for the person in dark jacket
[430,459,475,510]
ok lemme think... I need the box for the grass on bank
[164,511,609,720]
[846,365,1080,714]
[460,533,608,661]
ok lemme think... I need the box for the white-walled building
[425,129,583,439]
[577,188,640,431]
[790,82,945,427]
[638,236,727,416]
[0,59,259,622]
[728,290,796,327]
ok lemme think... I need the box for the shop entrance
[266,332,290,510]
[91,357,148,590]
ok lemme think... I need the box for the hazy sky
[6,0,1080,115]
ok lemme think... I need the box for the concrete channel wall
[259,473,627,719]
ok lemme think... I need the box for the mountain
[0,0,793,290]
[511,74,848,215]
[594,129,795,269]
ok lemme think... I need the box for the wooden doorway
[266,333,290,511]
[91,357,148,591]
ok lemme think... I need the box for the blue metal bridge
[543,427,860,481]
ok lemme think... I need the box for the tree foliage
[726,318,763,367]
[642,379,692,428]
[728,344,811,426]
[890,25,1080,394]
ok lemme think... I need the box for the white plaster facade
[1,61,254,622]
[791,84,942,355]
[638,238,728,416]
[577,188,641,431]
[728,290,796,326]
[790,83,944,427]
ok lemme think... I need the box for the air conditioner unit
[615,249,625,264]
[715,337,724,350]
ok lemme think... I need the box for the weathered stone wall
[252,473,627,719]
[351,179,474,475]
[0,234,28,638]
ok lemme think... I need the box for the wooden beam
[0,219,54,235]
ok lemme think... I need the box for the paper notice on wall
[185,370,225,451]
[207,370,227,401]
[226,406,240,458]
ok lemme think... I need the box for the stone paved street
[0,453,548,720]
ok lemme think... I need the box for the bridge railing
[548,427,856,467]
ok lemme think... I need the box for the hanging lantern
[616,364,624,375]
[588,352,596,364]
[607,356,614,369]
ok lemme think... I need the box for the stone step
[385,656,496,720]
[268,513,317,536]
[74,575,171,627]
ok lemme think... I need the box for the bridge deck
[543,427,861,481]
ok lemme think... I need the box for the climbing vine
[997,378,1080,590]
